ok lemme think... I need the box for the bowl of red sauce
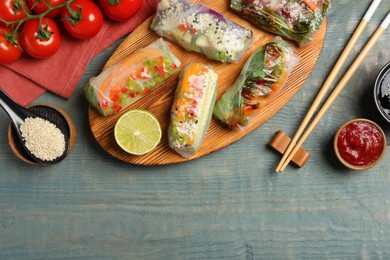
[334,118,386,170]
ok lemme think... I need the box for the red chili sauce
[337,121,384,166]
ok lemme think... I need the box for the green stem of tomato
[108,0,121,5]
[3,0,75,33]
[35,17,54,41]
[41,0,53,9]
[1,28,21,48]
[62,2,83,25]
[12,0,27,11]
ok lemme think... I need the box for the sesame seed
[20,117,66,162]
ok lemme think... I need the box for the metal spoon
[0,89,70,164]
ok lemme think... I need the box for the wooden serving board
[88,0,327,165]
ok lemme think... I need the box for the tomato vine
[1,0,74,32]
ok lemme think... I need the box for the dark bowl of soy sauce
[374,61,390,123]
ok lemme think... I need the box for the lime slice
[114,109,162,155]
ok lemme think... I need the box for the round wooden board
[88,0,327,165]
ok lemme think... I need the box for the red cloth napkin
[0,0,159,106]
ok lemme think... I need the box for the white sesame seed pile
[20,117,66,162]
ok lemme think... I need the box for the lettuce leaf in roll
[230,0,330,46]
[213,37,298,129]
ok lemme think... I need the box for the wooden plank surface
[89,0,327,165]
[0,0,390,259]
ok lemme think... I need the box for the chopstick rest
[268,131,310,168]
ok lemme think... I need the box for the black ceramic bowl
[374,61,390,123]
[8,104,76,165]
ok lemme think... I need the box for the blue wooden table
[1,1,390,259]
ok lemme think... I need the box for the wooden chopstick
[277,11,390,172]
[275,0,384,172]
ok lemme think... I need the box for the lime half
[114,109,162,155]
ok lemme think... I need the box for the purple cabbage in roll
[151,0,254,63]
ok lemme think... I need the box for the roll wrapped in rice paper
[230,0,330,46]
[151,0,254,63]
[213,37,299,129]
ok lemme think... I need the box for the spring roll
[168,63,218,158]
[85,38,181,116]
[151,0,254,63]
[230,0,330,46]
[213,37,298,129]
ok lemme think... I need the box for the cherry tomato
[0,27,23,64]
[27,0,66,18]
[61,0,103,40]
[0,0,29,27]
[99,0,143,22]
[20,17,61,58]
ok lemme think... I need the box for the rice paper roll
[168,63,218,158]
[85,38,181,116]
[213,37,298,129]
[230,0,330,46]
[151,0,254,63]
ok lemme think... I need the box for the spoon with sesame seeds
[0,89,70,165]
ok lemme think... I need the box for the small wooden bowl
[7,104,77,165]
[334,118,386,171]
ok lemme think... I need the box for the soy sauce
[375,62,390,122]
